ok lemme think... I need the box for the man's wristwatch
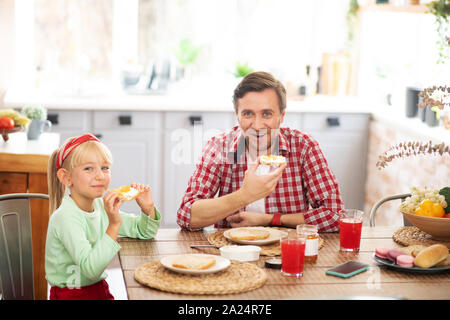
[271,213,282,226]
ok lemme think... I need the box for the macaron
[375,247,390,259]
[396,255,414,268]
[387,249,405,262]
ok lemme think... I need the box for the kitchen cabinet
[162,112,236,226]
[281,112,302,131]
[302,113,370,210]
[92,111,163,217]
[46,110,91,143]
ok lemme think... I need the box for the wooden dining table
[117,226,450,300]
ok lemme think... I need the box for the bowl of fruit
[399,187,450,240]
[0,109,31,142]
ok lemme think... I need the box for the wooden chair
[369,193,412,227]
[0,193,49,300]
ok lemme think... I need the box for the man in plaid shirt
[177,72,344,232]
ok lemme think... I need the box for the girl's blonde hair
[47,136,113,214]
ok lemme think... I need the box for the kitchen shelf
[360,4,428,14]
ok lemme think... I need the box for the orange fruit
[414,207,432,217]
[414,200,445,218]
[420,200,434,210]
[431,203,445,218]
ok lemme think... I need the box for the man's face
[236,88,285,154]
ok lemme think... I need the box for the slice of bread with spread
[228,228,271,241]
[110,185,140,201]
[260,155,286,166]
[172,255,216,270]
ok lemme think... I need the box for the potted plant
[426,0,450,64]
[418,85,450,127]
[21,105,52,140]
[345,0,359,52]
[232,61,254,78]
[173,38,203,79]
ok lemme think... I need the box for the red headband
[56,133,100,170]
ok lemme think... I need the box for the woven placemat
[207,228,324,257]
[393,226,450,249]
[134,260,267,295]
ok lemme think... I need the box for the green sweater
[45,195,161,288]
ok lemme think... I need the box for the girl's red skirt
[50,280,114,300]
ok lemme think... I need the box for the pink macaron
[396,255,414,268]
[387,249,405,262]
[375,247,390,259]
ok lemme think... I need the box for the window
[34,0,114,95]
[12,0,446,104]
[357,9,450,106]
[14,0,137,96]
[13,0,349,96]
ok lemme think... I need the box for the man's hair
[233,71,286,114]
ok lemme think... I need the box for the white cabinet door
[307,131,368,210]
[282,112,302,131]
[163,111,235,227]
[92,111,163,219]
[302,113,369,210]
[46,110,92,143]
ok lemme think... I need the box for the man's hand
[226,211,272,228]
[240,161,287,203]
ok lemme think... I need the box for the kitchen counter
[0,132,59,173]
[3,90,449,144]
[4,88,372,113]
[370,105,450,144]
[0,132,59,156]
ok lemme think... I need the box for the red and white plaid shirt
[177,126,344,232]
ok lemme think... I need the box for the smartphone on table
[325,261,369,278]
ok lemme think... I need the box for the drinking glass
[339,209,364,252]
[280,230,306,277]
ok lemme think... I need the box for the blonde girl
[45,133,161,300]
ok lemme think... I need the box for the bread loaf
[398,244,427,257]
[172,255,216,270]
[228,228,270,241]
[413,244,449,268]
[435,255,450,267]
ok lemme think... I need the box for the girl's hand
[104,191,123,241]
[132,183,155,219]
[103,191,123,226]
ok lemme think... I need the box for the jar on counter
[297,224,319,263]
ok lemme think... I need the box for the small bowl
[1,126,24,142]
[219,245,261,262]
[402,211,450,240]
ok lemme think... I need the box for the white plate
[160,254,230,275]
[223,227,283,245]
